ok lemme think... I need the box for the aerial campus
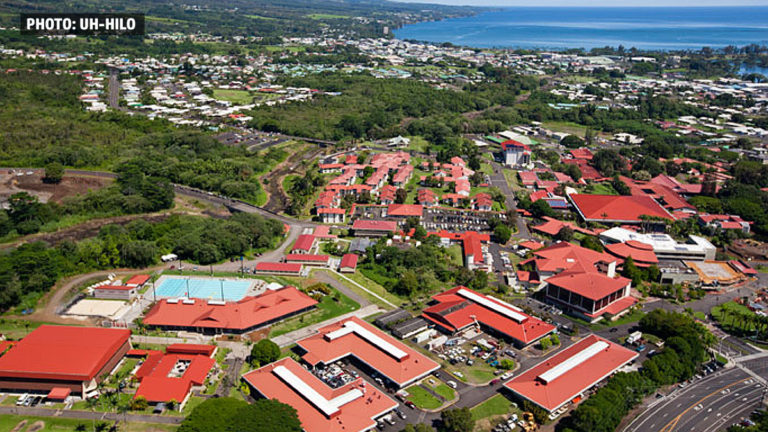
[2,1,768,432]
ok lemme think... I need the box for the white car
[447,381,457,389]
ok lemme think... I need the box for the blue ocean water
[394,7,768,51]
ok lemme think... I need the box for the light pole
[220,279,225,302]
[152,274,157,303]
[185,277,190,298]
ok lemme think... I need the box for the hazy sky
[396,0,768,6]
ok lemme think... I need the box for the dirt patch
[261,143,328,214]
[244,327,270,342]
[27,421,45,432]
[10,419,27,432]
[0,171,112,204]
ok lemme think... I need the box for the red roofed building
[569,194,674,225]
[504,335,638,412]
[285,254,331,267]
[569,148,594,161]
[378,185,397,205]
[0,326,131,396]
[463,231,489,271]
[531,216,597,237]
[392,165,414,187]
[386,204,423,219]
[133,345,216,409]
[619,176,695,213]
[473,193,493,211]
[93,285,138,300]
[125,274,150,287]
[423,287,555,347]
[318,207,345,224]
[143,286,317,334]
[339,254,359,273]
[605,241,659,268]
[698,214,751,234]
[243,357,398,432]
[529,241,616,280]
[292,234,316,254]
[352,220,398,237]
[295,317,439,388]
[417,189,438,207]
[544,270,634,322]
[254,262,303,275]
[503,140,532,167]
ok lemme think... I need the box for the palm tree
[86,397,99,432]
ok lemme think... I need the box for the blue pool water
[394,7,768,51]
[154,277,252,301]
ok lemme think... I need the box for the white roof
[538,340,609,384]
[457,289,527,323]
[599,227,714,254]
[273,365,339,417]
[325,321,408,360]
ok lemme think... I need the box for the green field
[245,14,277,21]
[583,182,619,195]
[0,415,178,432]
[711,301,759,333]
[306,13,350,19]
[212,89,253,105]
[268,288,360,337]
[471,394,514,421]
[405,385,442,409]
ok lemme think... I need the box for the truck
[627,331,642,345]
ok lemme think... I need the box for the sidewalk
[272,304,381,347]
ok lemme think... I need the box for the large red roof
[143,287,317,331]
[255,262,303,273]
[504,335,638,412]
[243,357,397,432]
[125,274,150,286]
[387,204,423,217]
[340,254,359,270]
[422,287,555,346]
[134,346,216,403]
[352,220,398,232]
[292,234,316,252]
[0,326,130,382]
[569,194,674,223]
[532,242,615,275]
[544,271,630,301]
[296,317,439,388]
[605,241,659,266]
[285,254,330,262]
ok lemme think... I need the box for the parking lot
[422,208,499,232]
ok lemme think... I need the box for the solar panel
[537,340,609,384]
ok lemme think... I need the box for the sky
[394,0,768,6]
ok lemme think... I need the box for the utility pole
[220,279,225,302]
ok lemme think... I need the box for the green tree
[561,135,585,149]
[439,407,474,432]
[494,224,512,244]
[227,399,302,432]
[43,162,65,184]
[250,339,280,367]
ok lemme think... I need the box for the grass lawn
[590,309,646,329]
[542,121,588,138]
[306,13,350,19]
[711,301,758,333]
[433,384,456,401]
[446,245,464,267]
[268,288,359,337]
[245,14,277,20]
[583,182,618,195]
[0,415,178,431]
[212,89,253,105]
[693,311,707,320]
[114,358,139,379]
[405,385,442,410]
[320,270,403,308]
[182,396,206,416]
[471,394,513,421]
[0,320,60,339]
[480,163,494,176]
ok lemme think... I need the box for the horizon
[393,0,768,7]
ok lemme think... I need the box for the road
[486,160,531,239]
[624,355,768,432]
[107,67,119,109]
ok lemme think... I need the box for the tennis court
[154,276,254,301]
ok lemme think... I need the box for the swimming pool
[153,277,253,301]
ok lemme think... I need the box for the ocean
[393,7,768,51]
